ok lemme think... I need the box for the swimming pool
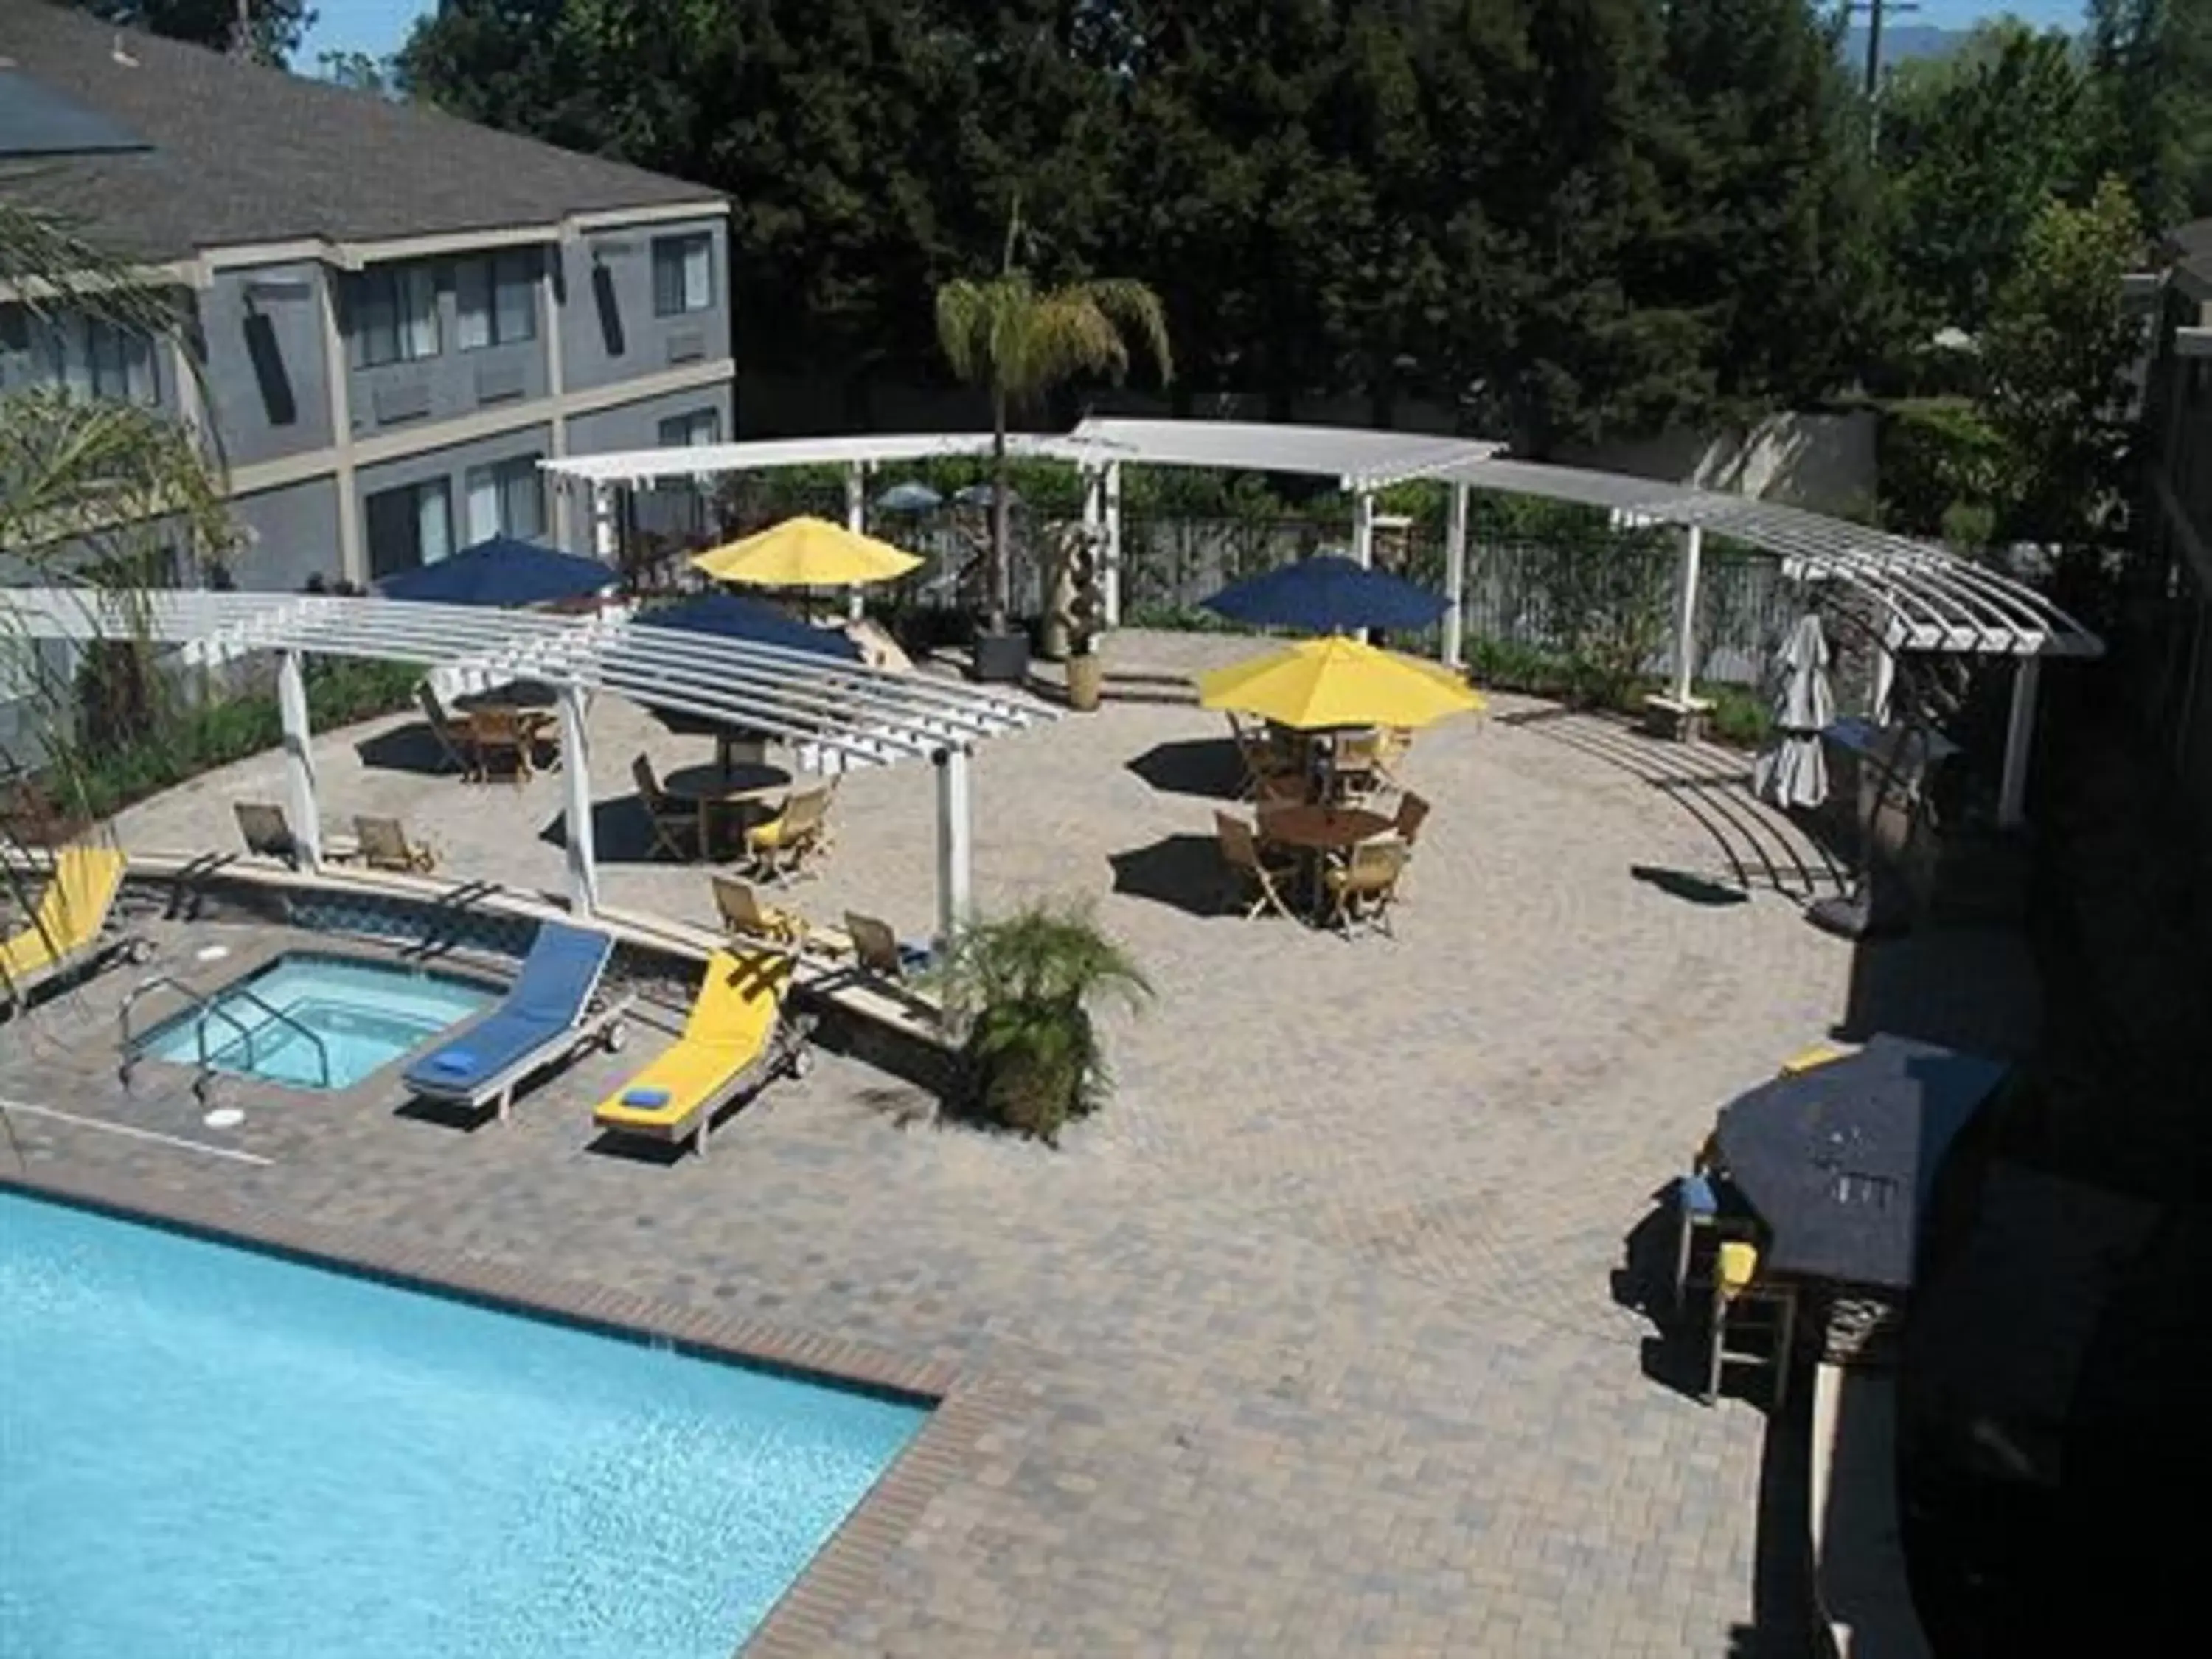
[139,952,495,1090]
[0,1192,928,1658]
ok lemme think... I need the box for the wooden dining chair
[1391,790,1431,849]
[415,683,469,773]
[1705,1240,1798,1409]
[1216,811,1299,921]
[711,873,805,947]
[467,707,531,783]
[1329,730,1385,802]
[1321,835,1408,936]
[1374,725,1415,788]
[1228,713,1295,801]
[632,755,703,861]
[353,815,437,873]
[743,786,833,882]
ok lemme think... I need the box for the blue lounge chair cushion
[403,923,611,1097]
[622,1086,670,1107]
[1679,1172,1717,1216]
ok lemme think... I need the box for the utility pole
[232,0,255,61]
[1843,0,1921,153]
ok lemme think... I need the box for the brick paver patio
[2,630,2037,1654]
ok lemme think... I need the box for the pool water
[0,1192,928,1659]
[141,953,494,1090]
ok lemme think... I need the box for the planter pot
[970,627,1032,685]
[1065,653,1105,712]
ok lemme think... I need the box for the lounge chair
[403,922,629,1119]
[234,801,360,866]
[633,755,703,862]
[1217,811,1298,920]
[416,683,470,773]
[591,949,813,1158]
[355,815,437,873]
[0,846,147,1014]
[741,785,832,883]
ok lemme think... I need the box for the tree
[934,208,1171,634]
[63,0,312,65]
[316,49,403,97]
[2086,0,2212,226]
[1977,178,2147,559]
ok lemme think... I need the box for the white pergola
[0,588,1045,940]
[544,417,2101,826]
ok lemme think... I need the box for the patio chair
[1374,725,1415,788]
[1391,790,1432,849]
[415,682,469,773]
[234,801,361,867]
[403,922,629,1121]
[1329,731,1385,801]
[845,911,933,981]
[1671,1170,1761,1311]
[1229,713,1295,801]
[742,785,833,883]
[353,815,437,873]
[1,846,148,1015]
[711,873,806,949]
[1321,835,1408,937]
[1216,812,1299,921]
[632,756,703,863]
[465,706,535,783]
[1705,1240,1798,1409]
[591,949,814,1159]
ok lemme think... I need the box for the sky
[296,0,2094,69]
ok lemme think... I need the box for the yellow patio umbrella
[689,515,922,588]
[1196,635,1486,730]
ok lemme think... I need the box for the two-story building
[0,1,731,589]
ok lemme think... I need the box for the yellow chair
[354,815,437,873]
[742,786,832,883]
[1705,1240,1797,1408]
[1321,835,1409,936]
[591,950,813,1158]
[1781,1043,1849,1076]
[1,846,145,1012]
[1216,812,1299,920]
[711,874,806,948]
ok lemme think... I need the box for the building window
[364,477,453,579]
[657,408,721,448]
[463,454,544,545]
[651,233,713,316]
[348,265,439,368]
[29,314,156,402]
[456,251,537,350]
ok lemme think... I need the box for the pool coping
[0,1159,1010,1658]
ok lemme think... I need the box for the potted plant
[933,900,1151,1143]
[933,201,1171,684]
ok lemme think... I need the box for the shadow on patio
[1108,833,1225,917]
[1124,737,1244,801]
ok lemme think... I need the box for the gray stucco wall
[355,423,556,573]
[343,250,552,441]
[229,474,341,592]
[559,383,734,552]
[0,294,179,420]
[198,261,335,465]
[559,215,730,394]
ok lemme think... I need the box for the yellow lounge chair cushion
[0,847,127,985]
[745,815,796,852]
[591,949,788,1132]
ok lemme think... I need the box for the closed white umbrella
[1753,613,1832,810]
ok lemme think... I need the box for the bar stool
[1705,1241,1797,1408]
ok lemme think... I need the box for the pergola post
[844,461,868,620]
[1352,489,1377,568]
[1997,655,2041,830]
[933,744,973,947]
[1871,635,1899,726]
[589,481,619,560]
[1102,462,1124,630]
[275,647,321,869]
[559,682,598,916]
[1442,481,1469,669]
[1670,525,1704,705]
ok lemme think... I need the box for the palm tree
[0,189,232,873]
[934,204,1172,639]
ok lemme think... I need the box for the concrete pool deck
[1,630,2039,1654]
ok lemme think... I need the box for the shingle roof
[0,2,722,262]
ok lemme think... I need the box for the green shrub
[933,900,1151,1144]
[1879,397,2005,541]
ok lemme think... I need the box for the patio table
[662,761,793,857]
[1257,804,1394,919]
[454,680,559,713]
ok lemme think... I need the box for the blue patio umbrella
[637,592,863,661]
[953,482,1018,509]
[1200,553,1448,635]
[874,480,943,514]
[375,535,613,606]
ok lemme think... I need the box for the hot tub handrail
[117,976,331,1093]
[221,987,333,1091]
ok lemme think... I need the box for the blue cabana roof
[377,537,614,606]
[638,592,863,661]
[1202,554,1448,634]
